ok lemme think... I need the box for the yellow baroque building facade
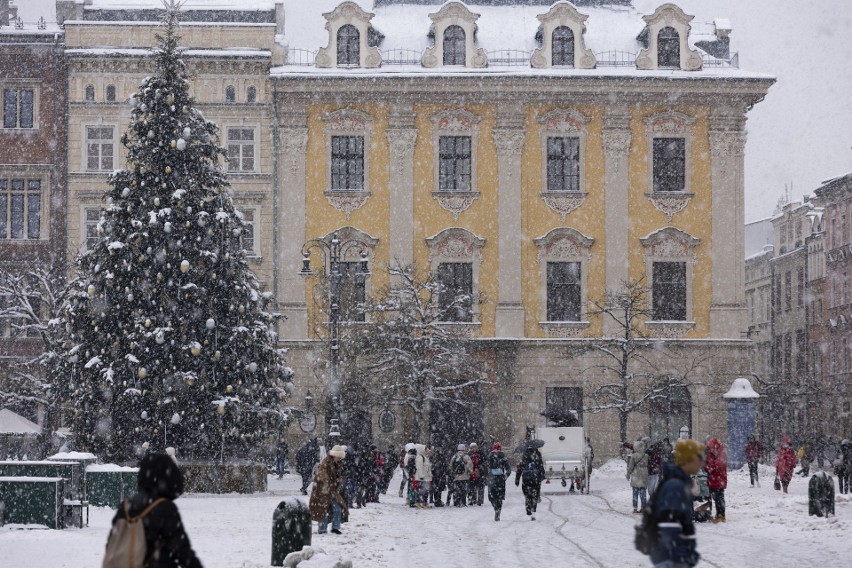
[61,0,773,459]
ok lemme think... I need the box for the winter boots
[494,509,501,521]
[711,515,726,523]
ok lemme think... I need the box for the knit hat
[492,443,502,452]
[673,439,704,467]
[329,445,346,459]
[457,444,467,451]
[469,443,478,449]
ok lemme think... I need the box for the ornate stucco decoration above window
[426,227,486,334]
[538,109,590,221]
[645,110,696,221]
[321,226,380,260]
[323,108,373,219]
[534,227,593,337]
[640,226,700,338]
[431,109,481,219]
[635,3,702,71]
[422,1,488,69]
[315,1,382,68]
[531,2,596,69]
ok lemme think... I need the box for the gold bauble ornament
[170,140,177,148]
[138,367,148,379]
[165,166,172,175]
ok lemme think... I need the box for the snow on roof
[87,464,139,472]
[0,409,41,435]
[0,476,64,483]
[65,48,272,58]
[47,451,98,461]
[86,0,276,10]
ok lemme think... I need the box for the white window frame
[225,126,258,173]
[83,207,102,252]
[238,207,260,258]
[314,1,381,69]
[426,227,485,326]
[641,227,700,335]
[0,172,47,241]
[421,1,487,69]
[1,84,39,130]
[530,2,596,69]
[84,124,116,172]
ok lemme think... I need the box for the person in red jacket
[776,437,797,494]
[744,436,764,488]
[704,438,728,523]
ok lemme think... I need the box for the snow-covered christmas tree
[63,1,289,461]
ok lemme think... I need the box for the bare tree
[563,279,709,445]
[352,263,489,443]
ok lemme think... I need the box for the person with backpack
[627,439,650,513]
[704,438,727,523]
[744,436,764,488]
[310,444,348,535]
[468,442,486,506]
[450,444,473,507]
[515,445,545,520]
[487,443,510,521]
[638,438,704,568]
[776,437,797,494]
[103,453,202,568]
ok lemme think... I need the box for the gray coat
[627,440,649,489]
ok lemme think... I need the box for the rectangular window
[437,262,473,322]
[797,268,805,308]
[784,271,791,312]
[86,126,115,171]
[652,261,687,321]
[239,209,257,256]
[0,177,42,240]
[546,261,581,321]
[226,127,256,172]
[330,135,364,190]
[84,208,101,251]
[3,88,35,129]
[545,386,583,427]
[652,138,685,192]
[784,333,792,382]
[438,136,472,191]
[796,330,807,378]
[338,261,366,323]
[546,137,580,192]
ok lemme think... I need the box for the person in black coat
[106,453,202,568]
[296,438,320,495]
[515,446,546,520]
[487,443,510,521]
[380,445,396,494]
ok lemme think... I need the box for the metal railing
[486,49,531,66]
[701,52,739,68]
[286,48,316,66]
[594,50,638,67]
[381,48,422,65]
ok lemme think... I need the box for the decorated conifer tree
[62,2,290,461]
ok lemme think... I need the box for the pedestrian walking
[398,443,412,498]
[487,443,509,521]
[430,448,448,507]
[627,439,649,513]
[275,438,289,480]
[103,453,203,568]
[310,444,348,535]
[380,445,396,494]
[468,442,485,506]
[704,438,727,523]
[414,445,433,509]
[649,439,704,567]
[834,450,848,494]
[776,437,797,494]
[797,442,812,477]
[296,438,320,495]
[343,445,358,508]
[647,440,663,495]
[450,444,473,507]
[515,445,545,520]
[744,436,763,488]
[841,439,852,494]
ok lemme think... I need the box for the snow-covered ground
[2,460,848,567]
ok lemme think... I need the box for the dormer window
[551,26,574,66]
[337,24,360,66]
[657,27,680,68]
[443,25,466,66]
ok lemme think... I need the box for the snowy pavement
[2,460,849,567]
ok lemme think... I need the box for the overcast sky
[19,0,852,221]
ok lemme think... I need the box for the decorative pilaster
[708,109,748,338]
[278,124,310,339]
[386,124,417,276]
[602,107,632,337]
[493,122,526,338]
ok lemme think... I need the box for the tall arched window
[551,26,574,66]
[649,382,691,441]
[85,85,95,102]
[246,86,257,103]
[657,27,680,68]
[443,25,466,66]
[106,85,116,102]
[337,24,360,66]
[225,85,236,103]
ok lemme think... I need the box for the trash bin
[808,472,835,517]
[271,499,312,566]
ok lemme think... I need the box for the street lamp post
[299,233,369,434]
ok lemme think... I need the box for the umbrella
[513,438,545,453]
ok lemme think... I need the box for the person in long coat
[776,437,797,494]
[515,445,545,520]
[486,443,510,521]
[309,445,348,534]
[704,438,728,522]
[626,439,649,513]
